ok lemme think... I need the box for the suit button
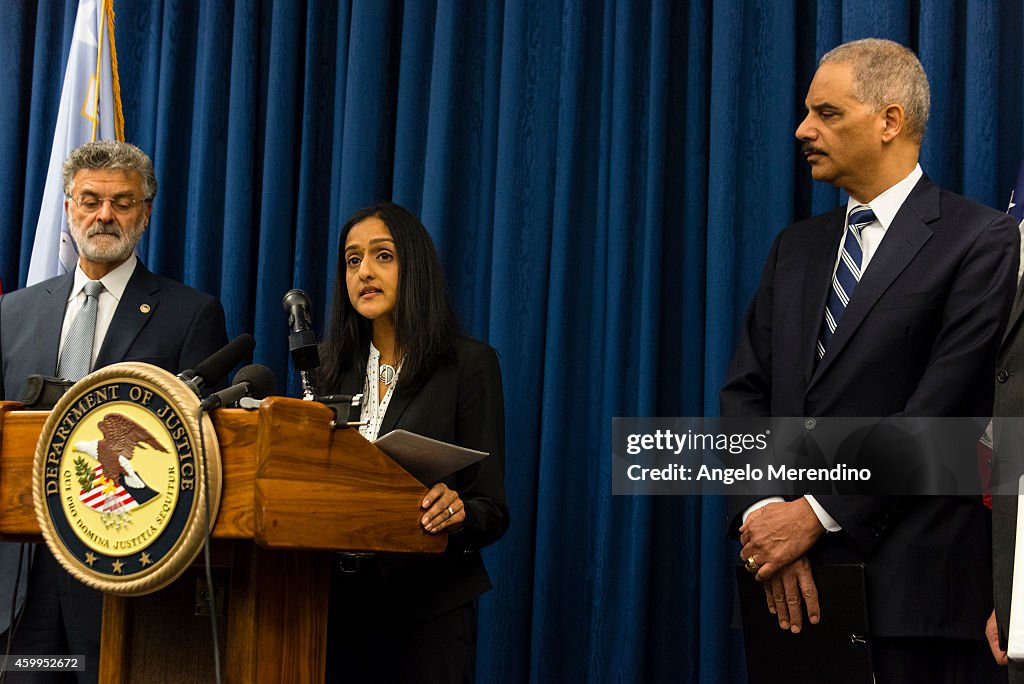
[998,369,1010,383]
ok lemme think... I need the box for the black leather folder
[736,562,872,683]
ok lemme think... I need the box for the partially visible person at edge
[319,201,509,683]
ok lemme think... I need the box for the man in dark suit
[988,280,1024,680]
[721,38,1019,681]
[0,140,228,682]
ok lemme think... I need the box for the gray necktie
[57,280,105,382]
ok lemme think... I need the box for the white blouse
[357,343,403,441]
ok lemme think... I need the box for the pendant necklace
[379,362,398,386]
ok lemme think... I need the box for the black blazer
[333,335,509,623]
[992,280,1024,672]
[0,260,229,633]
[721,176,1020,639]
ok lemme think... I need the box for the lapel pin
[140,304,151,314]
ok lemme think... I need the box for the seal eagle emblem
[33,362,222,595]
[72,413,167,527]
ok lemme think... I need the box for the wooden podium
[0,396,445,683]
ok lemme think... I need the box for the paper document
[373,429,487,485]
[1007,476,1024,659]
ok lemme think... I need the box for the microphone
[178,334,256,394]
[200,364,276,411]
[283,289,314,333]
[282,289,320,372]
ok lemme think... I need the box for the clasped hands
[421,482,465,534]
[739,499,826,633]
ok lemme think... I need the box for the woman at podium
[319,202,509,682]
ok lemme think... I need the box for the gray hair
[62,140,158,200]
[821,38,930,143]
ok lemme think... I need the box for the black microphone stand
[282,289,320,400]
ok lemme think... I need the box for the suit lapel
[94,263,160,368]
[336,351,415,435]
[379,384,414,435]
[39,275,75,375]
[338,365,364,397]
[809,177,938,389]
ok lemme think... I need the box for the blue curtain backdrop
[2,1,1022,681]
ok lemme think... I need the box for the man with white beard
[0,140,228,682]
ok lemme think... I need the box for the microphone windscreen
[282,288,311,312]
[193,334,256,386]
[282,289,313,333]
[232,363,276,399]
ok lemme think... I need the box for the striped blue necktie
[57,280,104,382]
[817,205,876,359]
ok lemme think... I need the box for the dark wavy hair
[319,202,461,394]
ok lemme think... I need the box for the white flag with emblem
[27,0,124,286]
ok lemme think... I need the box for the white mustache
[86,222,122,238]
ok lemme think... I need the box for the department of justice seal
[32,362,222,595]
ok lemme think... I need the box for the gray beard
[71,220,143,264]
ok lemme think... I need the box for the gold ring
[745,556,759,573]
[447,505,455,519]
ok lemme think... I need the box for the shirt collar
[845,163,923,230]
[68,254,138,303]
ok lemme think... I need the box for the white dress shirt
[832,163,923,274]
[58,255,138,371]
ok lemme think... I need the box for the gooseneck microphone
[200,364,276,411]
[282,289,320,371]
[283,289,313,333]
[282,289,320,400]
[177,334,256,395]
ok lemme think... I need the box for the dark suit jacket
[721,176,1019,639]
[0,261,229,633]
[331,335,509,624]
[992,279,1024,682]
